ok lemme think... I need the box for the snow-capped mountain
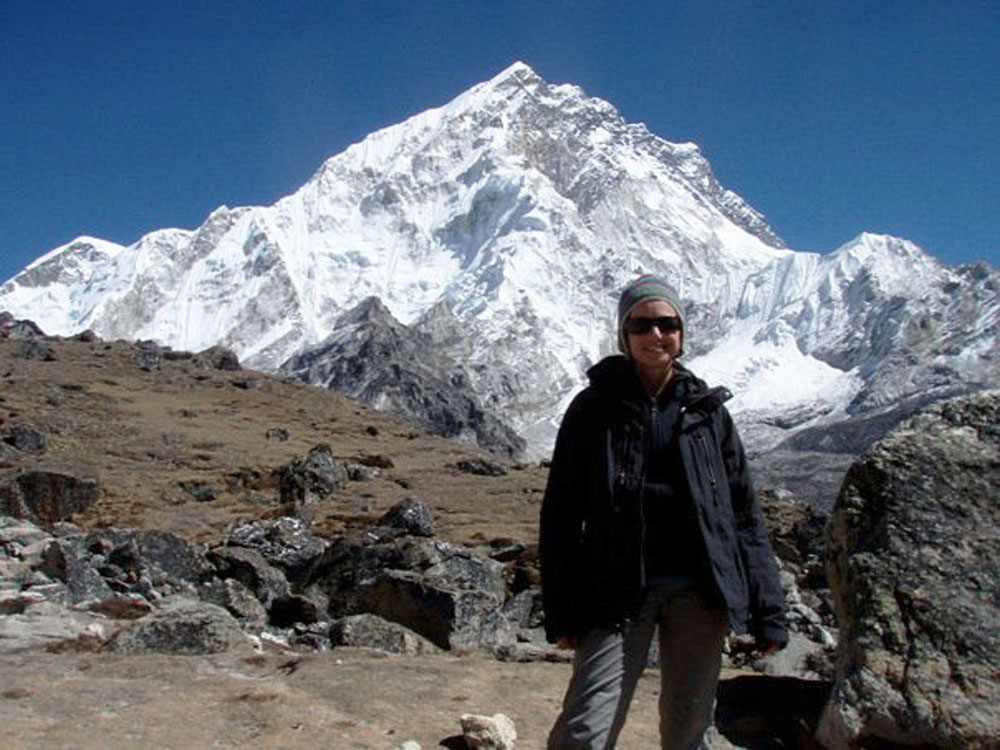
[2,62,996,456]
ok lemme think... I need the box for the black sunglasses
[623,316,683,335]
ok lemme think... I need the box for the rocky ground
[1,324,839,748]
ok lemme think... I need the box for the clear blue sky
[2,0,998,284]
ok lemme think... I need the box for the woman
[540,275,788,749]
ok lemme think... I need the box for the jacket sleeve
[718,407,789,646]
[539,393,590,643]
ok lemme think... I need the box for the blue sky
[2,0,997,284]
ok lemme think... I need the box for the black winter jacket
[539,356,788,646]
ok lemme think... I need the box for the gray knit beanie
[617,274,686,355]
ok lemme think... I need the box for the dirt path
[1,647,673,748]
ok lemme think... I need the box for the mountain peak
[489,60,537,84]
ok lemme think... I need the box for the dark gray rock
[345,463,378,481]
[267,593,323,628]
[132,340,163,371]
[305,535,509,651]
[377,497,435,537]
[345,570,504,651]
[16,340,56,360]
[105,598,252,654]
[225,517,327,583]
[72,329,100,343]
[716,675,832,750]
[818,391,1000,749]
[198,578,268,627]
[3,424,48,453]
[0,471,100,526]
[36,538,113,603]
[0,313,45,340]
[208,546,290,609]
[276,444,348,509]
[454,459,508,477]
[83,528,215,592]
[178,481,217,502]
[278,297,525,457]
[265,427,291,442]
[329,613,439,654]
[193,344,241,371]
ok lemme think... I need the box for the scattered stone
[494,642,571,663]
[194,345,241,371]
[460,712,517,749]
[266,427,291,442]
[818,391,1000,749]
[132,341,163,371]
[355,454,394,469]
[225,517,327,583]
[346,463,378,481]
[276,444,349,509]
[84,528,215,591]
[231,376,259,389]
[454,459,507,477]
[207,546,290,609]
[17,340,56,360]
[364,425,379,436]
[198,578,268,627]
[179,481,217,502]
[72,329,100,343]
[329,613,438,655]
[377,497,435,537]
[3,424,48,453]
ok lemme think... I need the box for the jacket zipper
[696,433,718,489]
[636,403,654,590]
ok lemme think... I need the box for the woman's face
[625,299,682,373]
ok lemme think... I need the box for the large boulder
[224,516,327,584]
[105,598,253,654]
[275,444,349,519]
[0,471,100,526]
[818,391,1000,748]
[329,613,439,654]
[305,534,509,651]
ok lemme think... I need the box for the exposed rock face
[329,613,439,655]
[376,497,436,538]
[304,531,512,652]
[280,297,525,457]
[275,443,349,514]
[818,391,1000,749]
[0,471,100,526]
[105,598,253,654]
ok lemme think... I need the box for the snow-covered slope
[2,63,996,455]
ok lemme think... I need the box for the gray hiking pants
[547,579,729,750]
